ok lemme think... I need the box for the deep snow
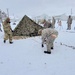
[0,20,75,75]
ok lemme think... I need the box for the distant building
[32,14,51,24]
[32,13,75,23]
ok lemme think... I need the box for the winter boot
[51,47,53,49]
[4,40,6,43]
[44,51,51,54]
[42,44,44,47]
[9,42,13,44]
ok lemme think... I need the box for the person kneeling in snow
[38,28,58,54]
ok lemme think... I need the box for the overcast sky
[0,0,75,17]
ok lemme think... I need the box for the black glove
[42,44,44,47]
[12,30,13,32]
[9,22,11,23]
[7,21,11,23]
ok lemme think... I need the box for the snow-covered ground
[0,20,75,75]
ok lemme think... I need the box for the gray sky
[0,0,75,17]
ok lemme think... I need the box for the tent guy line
[55,42,75,50]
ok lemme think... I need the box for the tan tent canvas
[13,15,43,36]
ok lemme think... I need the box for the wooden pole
[7,8,9,17]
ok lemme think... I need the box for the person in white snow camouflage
[38,28,58,54]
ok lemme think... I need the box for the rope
[55,42,75,50]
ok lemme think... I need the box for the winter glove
[7,21,11,23]
[9,22,11,23]
[12,30,13,32]
[42,44,44,47]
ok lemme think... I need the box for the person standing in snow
[67,15,72,30]
[2,17,13,44]
[42,19,51,28]
[51,17,56,28]
[38,28,58,54]
[57,20,63,30]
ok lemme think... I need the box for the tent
[13,15,43,36]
